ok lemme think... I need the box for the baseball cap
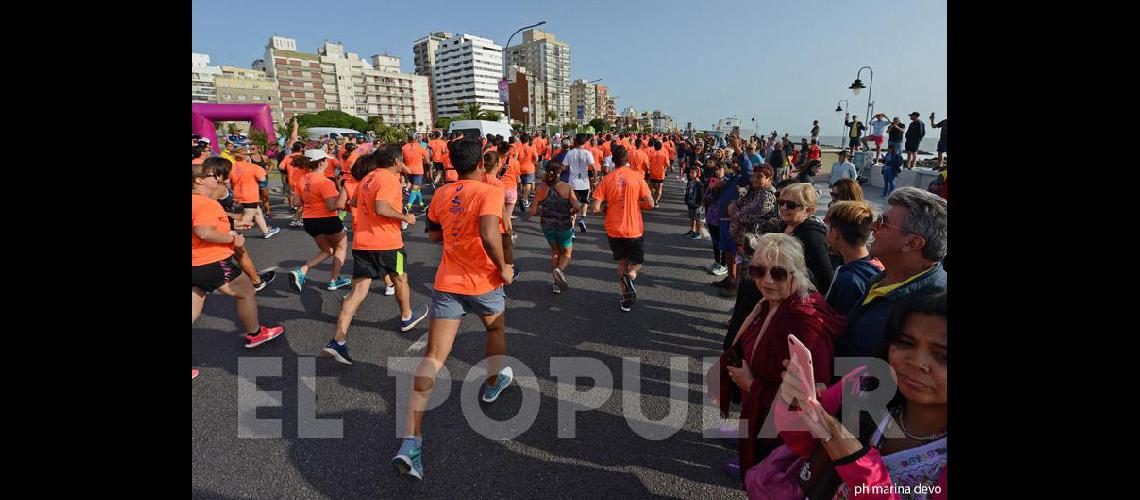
[304,149,328,161]
[199,137,211,144]
[909,112,921,117]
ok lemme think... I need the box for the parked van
[305,127,365,141]
[447,120,514,140]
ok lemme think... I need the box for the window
[237,95,247,101]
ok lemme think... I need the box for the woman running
[208,157,276,291]
[193,161,285,379]
[287,149,351,292]
[529,161,579,294]
[248,144,273,216]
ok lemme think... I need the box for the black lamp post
[835,99,849,147]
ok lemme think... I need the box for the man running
[648,139,669,207]
[563,134,596,233]
[322,146,429,365]
[516,133,538,209]
[392,139,515,481]
[590,146,654,312]
[403,134,430,215]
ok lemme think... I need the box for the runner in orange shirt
[591,145,654,312]
[393,139,514,481]
[193,161,285,379]
[515,134,538,209]
[601,134,614,173]
[428,132,448,185]
[402,134,430,215]
[229,147,280,239]
[207,157,277,292]
[628,139,650,180]
[648,139,670,207]
[287,149,351,292]
[321,146,428,365]
[481,149,515,281]
[280,142,306,227]
[497,142,521,229]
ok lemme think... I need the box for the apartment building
[214,66,283,123]
[413,32,453,123]
[192,53,221,103]
[506,29,570,125]
[432,34,504,119]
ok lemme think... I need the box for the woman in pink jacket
[754,290,947,499]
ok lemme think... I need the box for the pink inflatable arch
[192,103,276,153]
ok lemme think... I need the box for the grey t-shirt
[829,161,858,185]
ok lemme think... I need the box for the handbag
[795,402,885,499]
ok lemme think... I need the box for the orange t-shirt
[482,173,508,234]
[589,147,603,172]
[533,138,548,159]
[323,155,341,178]
[429,139,448,163]
[343,176,360,216]
[649,149,669,180]
[192,157,206,165]
[500,155,521,191]
[517,144,537,174]
[299,172,339,219]
[628,149,650,174]
[427,180,506,295]
[343,151,365,176]
[602,141,612,158]
[665,141,676,160]
[281,154,303,186]
[591,167,651,239]
[352,168,403,250]
[192,193,235,266]
[230,161,266,204]
[402,143,427,175]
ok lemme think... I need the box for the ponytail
[544,161,563,187]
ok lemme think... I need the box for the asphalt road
[192,172,864,499]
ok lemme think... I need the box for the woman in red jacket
[721,233,846,482]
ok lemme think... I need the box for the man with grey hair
[835,186,947,358]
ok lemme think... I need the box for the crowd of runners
[193,113,948,497]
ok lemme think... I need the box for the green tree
[483,111,502,122]
[275,117,309,145]
[545,111,558,125]
[248,129,270,154]
[588,118,608,132]
[434,117,453,131]
[295,110,370,133]
[226,123,242,135]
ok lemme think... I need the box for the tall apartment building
[507,66,547,131]
[432,34,504,119]
[506,29,570,126]
[594,85,609,122]
[192,53,221,103]
[570,79,598,122]
[263,36,327,121]
[413,32,453,123]
[603,96,617,123]
[214,66,283,124]
[262,36,431,130]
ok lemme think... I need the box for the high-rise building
[413,32,453,124]
[215,66,283,124]
[594,85,609,123]
[432,34,504,119]
[569,79,597,123]
[506,29,570,126]
[507,66,547,131]
[263,36,327,121]
[262,36,431,130]
[192,53,221,103]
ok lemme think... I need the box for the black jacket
[684,179,705,208]
[784,218,835,295]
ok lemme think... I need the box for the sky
[192,0,947,137]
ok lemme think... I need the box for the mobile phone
[787,334,818,420]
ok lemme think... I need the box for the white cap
[303,149,328,161]
[199,137,211,143]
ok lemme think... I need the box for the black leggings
[708,224,724,265]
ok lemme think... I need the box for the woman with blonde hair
[778,183,834,294]
[719,233,846,482]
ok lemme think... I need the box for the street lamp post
[502,21,547,115]
[835,99,849,148]
[849,66,874,142]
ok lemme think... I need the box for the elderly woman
[755,290,948,499]
[720,233,846,482]
[778,184,835,294]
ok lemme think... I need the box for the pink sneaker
[244,325,285,348]
[193,368,200,379]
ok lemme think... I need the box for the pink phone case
[787,334,819,422]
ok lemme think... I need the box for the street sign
[499,79,509,104]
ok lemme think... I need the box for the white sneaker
[385,285,395,296]
[401,221,408,231]
[705,262,720,272]
[711,265,728,276]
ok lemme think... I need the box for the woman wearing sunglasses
[775,183,835,295]
[719,233,845,483]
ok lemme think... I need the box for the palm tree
[226,123,241,135]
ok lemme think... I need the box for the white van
[447,120,514,139]
[305,127,365,141]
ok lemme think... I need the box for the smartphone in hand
[787,334,818,421]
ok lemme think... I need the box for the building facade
[264,36,327,121]
[432,34,504,119]
[214,66,283,123]
[506,29,570,126]
[192,53,221,103]
[507,66,548,131]
[413,32,453,124]
[569,79,597,123]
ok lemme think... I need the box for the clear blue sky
[192,0,946,136]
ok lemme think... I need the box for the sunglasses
[872,213,914,234]
[779,200,803,210]
[749,265,793,282]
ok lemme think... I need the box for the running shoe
[481,366,514,403]
[289,220,303,227]
[683,230,696,237]
[711,265,729,276]
[320,340,354,365]
[264,227,281,239]
[326,276,351,291]
[253,270,277,292]
[289,269,306,291]
[244,325,285,348]
[619,298,632,312]
[705,262,721,272]
[687,232,702,240]
[399,305,429,332]
[552,267,569,290]
[385,285,396,296]
[401,221,408,231]
[392,446,424,480]
[621,273,637,303]
[577,217,587,233]
[192,368,200,380]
